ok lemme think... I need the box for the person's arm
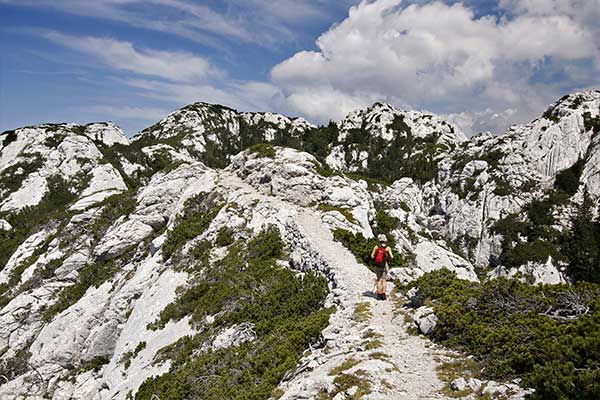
[387,246,394,259]
[371,246,378,259]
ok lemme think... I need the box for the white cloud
[42,31,216,82]
[1,0,356,48]
[272,0,600,132]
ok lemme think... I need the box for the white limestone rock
[211,323,256,350]
[0,218,12,231]
[0,229,50,285]
[71,163,128,210]
[451,377,467,391]
[93,218,154,260]
[491,256,567,285]
[413,306,438,335]
[413,241,478,282]
[83,122,129,146]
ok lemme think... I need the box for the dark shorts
[375,266,386,280]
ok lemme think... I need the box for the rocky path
[276,209,452,400]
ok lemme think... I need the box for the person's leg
[380,268,387,299]
[375,268,385,298]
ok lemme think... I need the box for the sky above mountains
[1,0,599,136]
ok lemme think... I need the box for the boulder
[212,323,256,350]
[413,306,438,335]
[450,377,467,391]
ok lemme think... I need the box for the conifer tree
[565,188,600,282]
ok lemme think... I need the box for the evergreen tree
[565,188,600,282]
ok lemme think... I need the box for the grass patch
[317,204,356,223]
[436,358,481,398]
[331,372,372,399]
[369,352,391,361]
[352,302,372,323]
[365,339,384,350]
[77,355,110,374]
[361,329,383,340]
[329,357,361,376]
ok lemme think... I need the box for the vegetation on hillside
[137,226,332,400]
[400,269,600,399]
[492,172,600,284]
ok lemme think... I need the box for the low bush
[137,226,332,399]
[215,227,234,247]
[1,130,18,147]
[248,143,276,159]
[1,175,79,272]
[42,257,120,322]
[0,348,31,385]
[0,155,44,201]
[554,157,585,195]
[400,270,600,399]
[162,194,223,261]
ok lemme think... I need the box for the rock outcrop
[0,90,599,398]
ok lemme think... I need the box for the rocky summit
[0,90,599,399]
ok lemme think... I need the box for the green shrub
[89,191,137,241]
[122,341,147,370]
[43,134,66,148]
[583,112,600,135]
[162,194,223,261]
[374,204,400,235]
[400,270,600,399]
[248,143,276,158]
[42,258,120,322]
[543,106,560,123]
[554,157,585,195]
[215,227,235,247]
[1,175,79,272]
[137,227,332,400]
[78,355,110,373]
[492,178,513,196]
[0,348,31,384]
[563,190,600,283]
[1,130,18,147]
[0,155,44,200]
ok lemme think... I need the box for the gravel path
[218,171,453,399]
[276,210,452,400]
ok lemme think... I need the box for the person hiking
[371,234,393,300]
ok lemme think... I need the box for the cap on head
[378,234,387,243]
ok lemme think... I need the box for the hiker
[371,234,393,300]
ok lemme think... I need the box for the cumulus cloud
[272,0,600,133]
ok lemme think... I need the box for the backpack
[373,246,388,268]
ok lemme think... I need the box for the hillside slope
[0,90,599,398]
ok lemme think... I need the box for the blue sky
[1,0,599,136]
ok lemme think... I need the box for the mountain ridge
[0,90,599,398]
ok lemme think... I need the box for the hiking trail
[276,209,452,399]
[219,170,453,399]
